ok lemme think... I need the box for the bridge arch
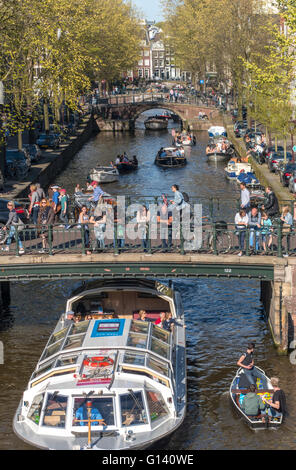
[131,103,186,123]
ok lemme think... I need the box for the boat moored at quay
[13,279,186,450]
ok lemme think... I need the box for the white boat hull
[89,167,119,183]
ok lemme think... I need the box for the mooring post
[1,281,11,308]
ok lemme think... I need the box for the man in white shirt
[240,182,250,211]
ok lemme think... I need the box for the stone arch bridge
[95,94,222,131]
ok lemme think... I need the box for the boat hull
[155,157,187,168]
[89,168,119,183]
[145,119,168,130]
[116,163,138,173]
[230,367,283,430]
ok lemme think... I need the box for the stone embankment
[0,114,98,200]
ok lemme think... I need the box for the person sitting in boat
[237,343,268,388]
[75,402,103,426]
[138,310,149,322]
[132,155,138,165]
[241,384,266,418]
[115,155,121,165]
[122,153,129,163]
[155,311,166,327]
[261,377,287,422]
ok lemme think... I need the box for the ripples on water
[0,110,295,450]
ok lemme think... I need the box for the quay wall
[4,114,98,200]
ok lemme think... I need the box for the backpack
[181,192,190,203]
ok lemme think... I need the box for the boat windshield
[42,393,68,428]
[145,386,169,426]
[72,396,115,427]
[120,391,147,427]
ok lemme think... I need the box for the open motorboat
[88,166,119,184]
[144,116,168,130]
[206,137,235,162]
[224,160,253,181]
[116,157,138,174]
[174,133,196,147]
[13,279,186,450]
[208,126,227,138]
[230,367,283,430]
[155,147,187,168]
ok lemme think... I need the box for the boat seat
[43,415,61,426]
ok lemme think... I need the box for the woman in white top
[235,209,249,257]
[137,205,150,251]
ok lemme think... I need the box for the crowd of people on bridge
[1,173,296,256]
[235,183,294,256]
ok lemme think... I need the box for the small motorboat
[144,116,168,130]
[88,166,119,183]
[230,367,283,429]
[224,161,253,180]
[155,147,187,168]
[116,157,138,174]
[174,133,196,147]
[13,279,187,450]
[206,138,234,162]
[208,126,227,138]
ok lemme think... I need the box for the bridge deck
[0,251,287,281]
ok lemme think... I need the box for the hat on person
[51,185,60,189]
[60,188,66,193]
[91,181,98,186]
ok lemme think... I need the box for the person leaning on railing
[1,201,25,254]
[37,199,55,254]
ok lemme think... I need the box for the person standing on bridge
[1,201,25,254]
[240,182,250,212]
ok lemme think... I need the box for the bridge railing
[98,93,210,108]
[0,219,294,258]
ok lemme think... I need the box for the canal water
[0,110,295,450]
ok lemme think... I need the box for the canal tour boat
[230,367,283,430]
[88,166,119,184]
[13,279,187,450]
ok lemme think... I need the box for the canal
[0,109,295,450]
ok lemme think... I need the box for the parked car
[5,149,31,180]
[234,120,248,138]
[262,145,284,164]
[278,162,296,186]
[268,151,292,173]
[23,144,42,163]
[36,133,60,149]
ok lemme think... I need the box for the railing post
[209,198,214,220]
[147,221,152,255]
[15,226,20,256]
[81,224,86,255]
[114,223,119,255]
[277,220,283,258]
[213,222,218,255]
[180,221,185,255]
[245,227,250,256]
[48,224,53,256]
